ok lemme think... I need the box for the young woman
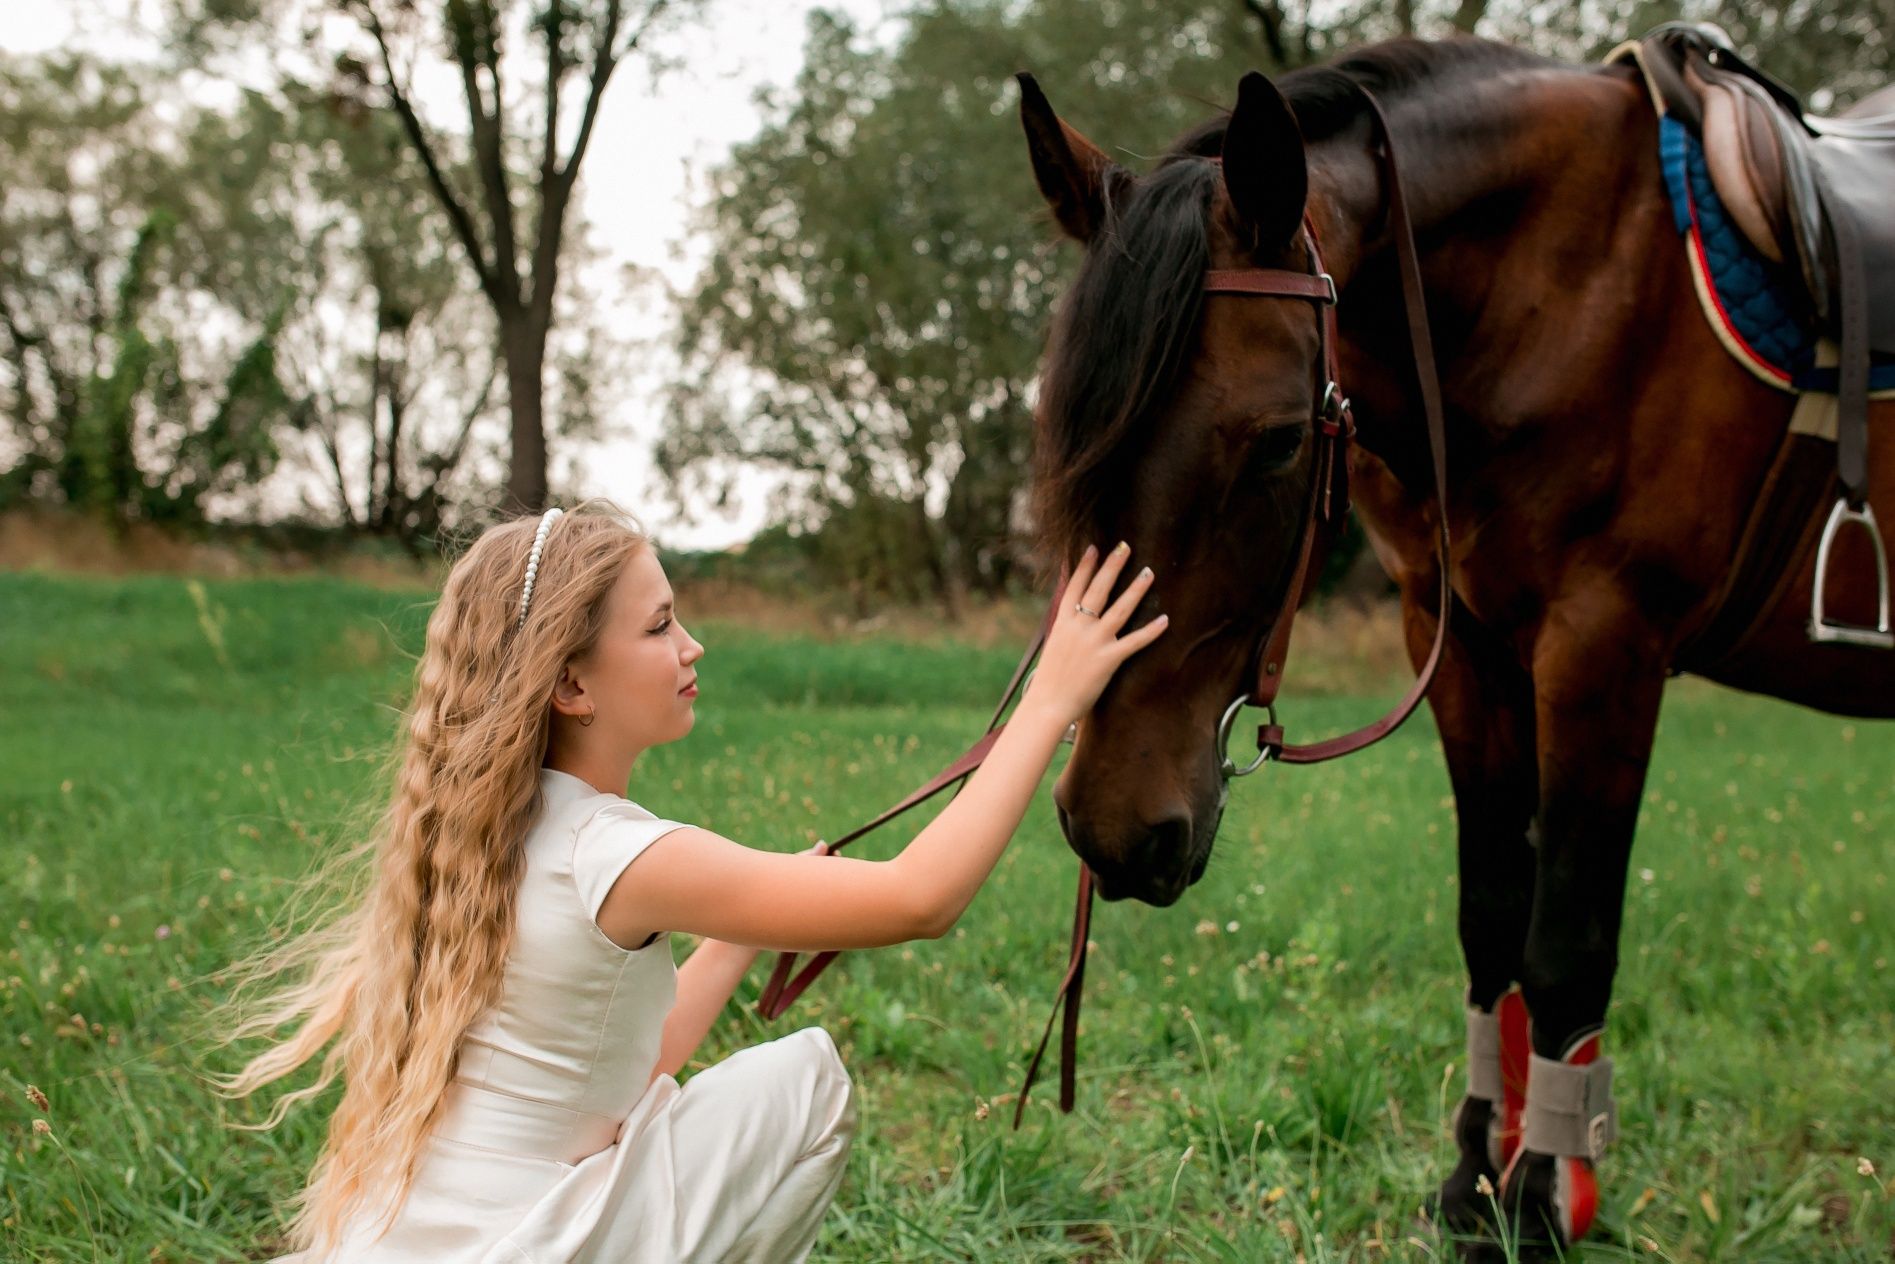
[222,500,1167,1263]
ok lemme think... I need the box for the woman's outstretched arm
[601,542,1165,955]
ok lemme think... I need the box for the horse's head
[1020,72,1329,906]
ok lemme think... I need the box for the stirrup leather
[1810,497,1894,648]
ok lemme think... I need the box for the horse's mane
[1032,38,1554,565]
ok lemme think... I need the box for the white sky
[3,0,894,549]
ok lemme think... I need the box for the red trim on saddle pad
[1682,174,1793,387]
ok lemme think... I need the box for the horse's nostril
[1131,816,1193,882]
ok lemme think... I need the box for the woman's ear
[550,664,589,719]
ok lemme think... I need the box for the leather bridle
[761,85,1455,1130]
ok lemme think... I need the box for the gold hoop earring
[579,709,596,727]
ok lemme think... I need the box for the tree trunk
[911,496,964,622]
[500,312,549,512]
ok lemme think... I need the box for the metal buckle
[1318,272,1338,305]
[1586,1112,1610,1163]
[1809,497,1894,649]
[1319,381,1350,434]
[1216,694,1276,779]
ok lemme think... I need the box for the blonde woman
[222,500,1167,1263]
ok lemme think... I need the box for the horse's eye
[1247,421,1306,474]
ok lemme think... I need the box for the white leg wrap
[1522,1052,1617,1161]
[1465,1006,1502,1102]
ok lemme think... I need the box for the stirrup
[1809,497,1894,649]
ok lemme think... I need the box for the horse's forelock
[1032,158,1221,568]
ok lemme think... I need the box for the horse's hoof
[1430,1095,1504,1234]
[1500,1147,1597,1253]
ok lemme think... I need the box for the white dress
[280,766,857,1263]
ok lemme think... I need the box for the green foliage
[2,571,1891,1260]
[0,56,289,526]
[666,2,1290,608]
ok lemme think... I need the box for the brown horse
[1018,35,1892,1256]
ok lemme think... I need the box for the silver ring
[1075,602,1101,617]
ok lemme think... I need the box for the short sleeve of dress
[571,799,692,922]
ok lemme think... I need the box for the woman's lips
[680,682,698,697]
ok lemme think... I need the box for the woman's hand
[1021,541,1168,728]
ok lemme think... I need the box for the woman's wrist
[1011,692,1075,745]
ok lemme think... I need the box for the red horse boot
[1500,1028,1617,1250]
[1435,988,1531,1235]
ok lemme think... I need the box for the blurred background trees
[2,0,1887,592]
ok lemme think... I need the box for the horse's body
[1019,37,1890,1255]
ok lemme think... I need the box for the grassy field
[1,570,1889,1262]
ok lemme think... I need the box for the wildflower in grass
[32,1118,50,1136]
[1860,1157,1877,1177]
[25,1084,48,1112]
[154,924,171,940]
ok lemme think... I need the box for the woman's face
[568,546,704,750]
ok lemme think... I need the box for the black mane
[1032,38,1554,563]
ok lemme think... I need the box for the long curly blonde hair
[216,499,651,1257]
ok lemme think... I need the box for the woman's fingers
[1060,544,1100,619]
[1114,609,1169,659]
[1101,564,1153,631]
[1081,541,1131,614]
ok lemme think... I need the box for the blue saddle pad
[1659,114,1895,393]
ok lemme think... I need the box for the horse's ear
[1017,72,1112,242]
[1221,71,1307,253]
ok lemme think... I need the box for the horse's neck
[1312,65,1662,478]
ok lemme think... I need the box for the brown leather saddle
[1615,23,1894,649]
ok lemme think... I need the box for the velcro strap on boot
[1522,1053,1617,1161]
[1465,1006,1502,1102]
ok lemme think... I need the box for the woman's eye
[649,618,672,635]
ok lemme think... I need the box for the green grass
[1,570,1889,1261]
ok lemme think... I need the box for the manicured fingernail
[1114,540,1129,556]
[1138,566,1152,580]
[1155,613,1169,624]
[1083,544,1097,559]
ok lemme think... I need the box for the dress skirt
[283,1026,855,1264]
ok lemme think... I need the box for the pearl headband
[515,507,563,631]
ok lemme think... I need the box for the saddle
[1613,23,1894,650]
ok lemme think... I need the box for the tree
[176,0,697,513]
[664,1,1290,611]
[0,53,288,523]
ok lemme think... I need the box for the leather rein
[759,86,1454,1129]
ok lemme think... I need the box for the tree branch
[352,1,500,302]
[1238,0,1289,68]
[1451,0,1490,34]
[542,0,566,188]
[448,0,522,304]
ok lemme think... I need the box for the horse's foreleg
[1501,594,1668,1251]
[1418,601,1540,1239]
